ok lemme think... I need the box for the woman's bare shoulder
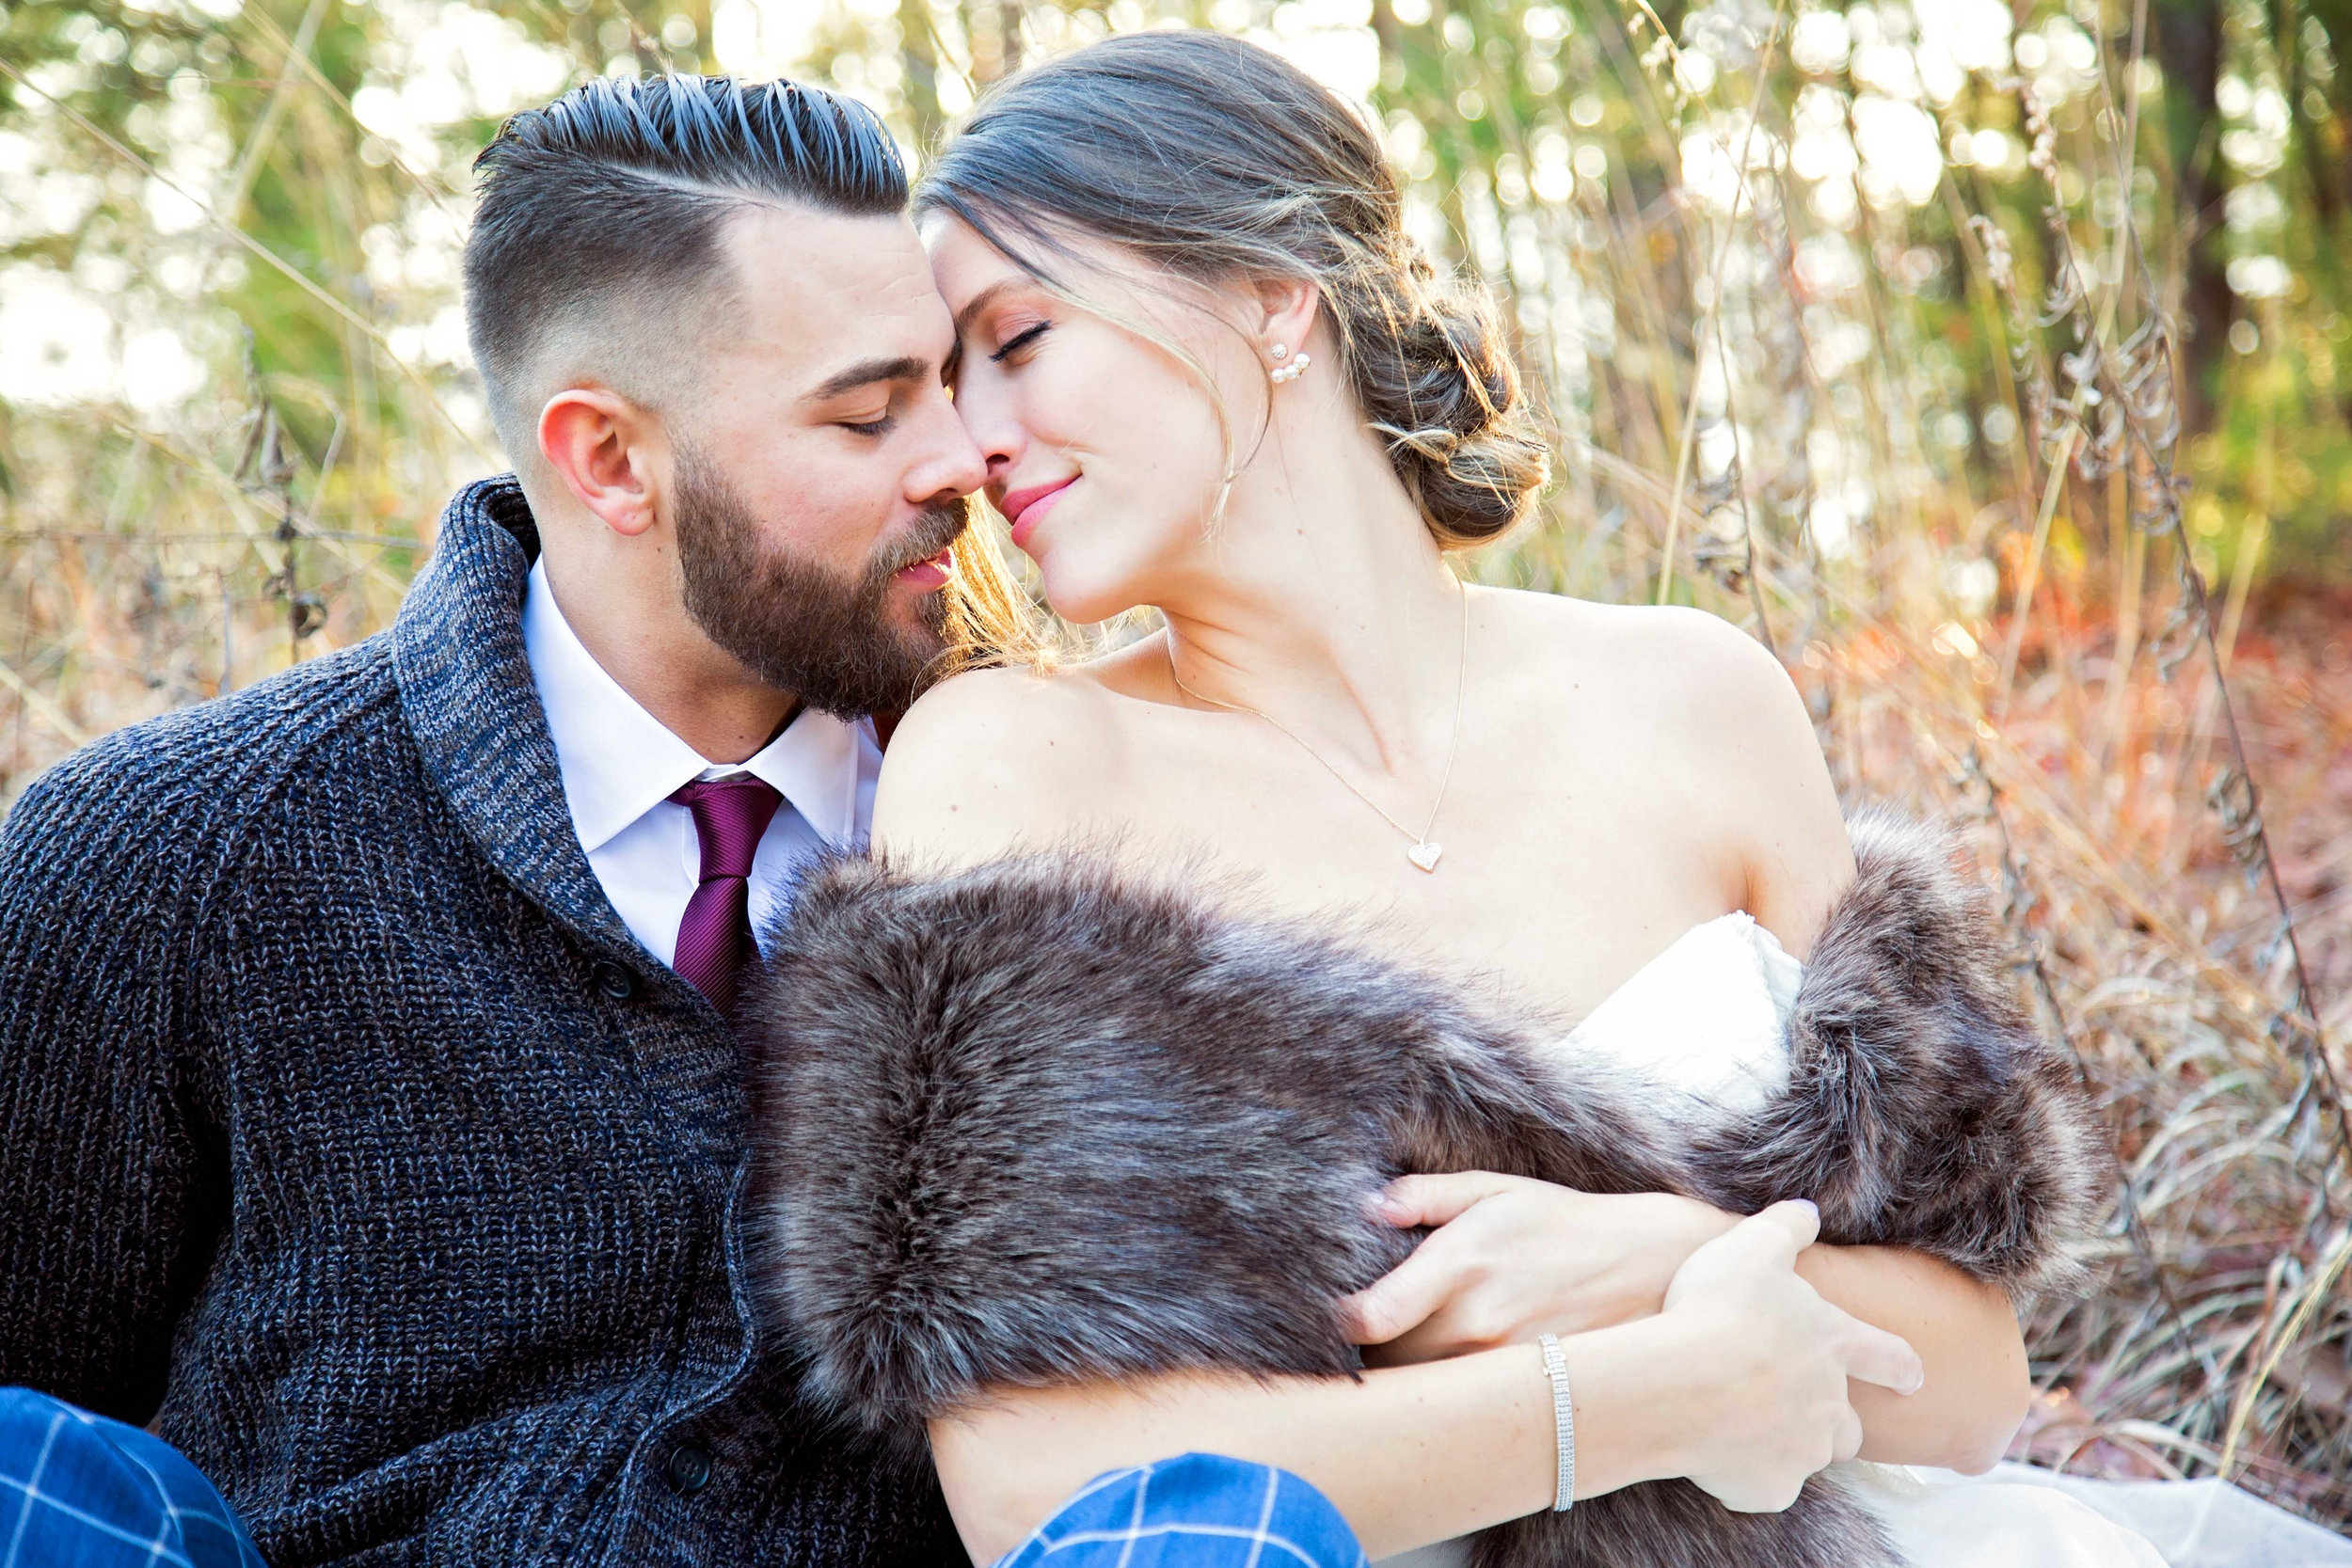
[894,659,1105,739]
[1482,588,1816,808]
[1484,589,1794,712]
[1482,588,1851,944]
[871,660,1133,866]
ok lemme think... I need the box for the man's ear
[1251,276,1323,363]
[538,387,665,540]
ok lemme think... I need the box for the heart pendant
[1406,841,1443,873]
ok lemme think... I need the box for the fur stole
[739,809,2106,1568]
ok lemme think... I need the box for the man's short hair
[464,74,907,454]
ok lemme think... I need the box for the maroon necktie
[668,775,784,1015]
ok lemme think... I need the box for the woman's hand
[1646,1200,1925,1512]
[1342,1172,1738,1365]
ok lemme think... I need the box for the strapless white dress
[1376,914,2352,1568]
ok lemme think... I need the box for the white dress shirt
[520,557,882,969]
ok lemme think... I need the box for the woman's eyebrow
[952,278,1021,338]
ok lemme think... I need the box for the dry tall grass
[1450,27,2352,1523]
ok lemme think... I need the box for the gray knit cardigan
[0,476,959,1566]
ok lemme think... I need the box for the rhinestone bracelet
[1536,1333,1576,1513]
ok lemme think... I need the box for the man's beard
[673,451,968,719]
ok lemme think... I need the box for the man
[0,72,1033,1565]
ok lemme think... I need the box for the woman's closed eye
[989,321,1051,365]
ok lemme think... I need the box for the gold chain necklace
[1167,578,1469,874]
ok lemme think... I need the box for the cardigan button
[665,1442,713,1497]
[591,960,639,1001]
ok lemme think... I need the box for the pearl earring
[1269,351,1312,385]
[1271,343,1290,360]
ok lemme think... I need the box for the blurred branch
[121,426,406,600]
[1655,0,1788,605]
[242,8,465,219]
[0,657,88,749]
[222,0,334,226]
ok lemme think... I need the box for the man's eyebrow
[803,356,930,403]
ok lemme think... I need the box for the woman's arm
[931,1340,1596,1563]
[1721,615,2034,1470]
[930,1205,1922,1564]
[1798,1243,2026,1471]
[1343,1176,2028,1473]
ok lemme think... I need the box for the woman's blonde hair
[932,518,1056,686]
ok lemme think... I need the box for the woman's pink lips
[895,549,953,590]
[998,476,1075,549]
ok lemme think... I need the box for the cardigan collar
[390,475,648,964]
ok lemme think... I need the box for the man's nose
[907,389,990,503]
[942,376,1024,487]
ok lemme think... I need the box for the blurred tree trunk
[2301,0,2352,206]
[2155,0,2233,434]
[2294,0,2352,420]
[2273,0,2341,231]
[897,0,946,145]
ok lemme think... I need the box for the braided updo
[915,31,1549,546]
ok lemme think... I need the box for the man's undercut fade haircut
[465,74,908,451]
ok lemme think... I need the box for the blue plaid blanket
[0,1389,264,1568]
[1,1386,1364,1568]
[997,1452,1370,1568]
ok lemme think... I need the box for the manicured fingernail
[1792,1199,1820,1221]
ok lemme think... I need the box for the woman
[753,31,2169,1568]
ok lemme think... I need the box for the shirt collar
[521,557,867,855]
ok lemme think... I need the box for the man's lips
[894,548,953,590]
[996,476,1075,549]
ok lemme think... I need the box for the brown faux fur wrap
[739,809,2107,1568]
